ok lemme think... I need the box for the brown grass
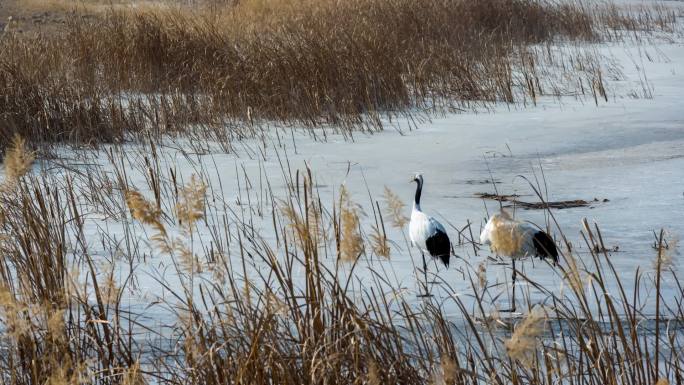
[338,185,364,262]
[504,305,547,367]
[654,230,678,271]
[0,151,682,384]
[0,0,673,151]
[1,134,35,190]
[0,2,680,384]
[0,177,139,383]
[384,186,409,229]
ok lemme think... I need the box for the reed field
[0,0,677,149]
[0,135,683,384]
[0,0,683,384]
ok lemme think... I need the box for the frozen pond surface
[14,27,683,335]
[250,40,684,315]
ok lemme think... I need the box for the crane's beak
[409,178,416,183]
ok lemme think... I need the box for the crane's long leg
[419,251,431,297]
[511,259,517,313]
[501,259,517,313]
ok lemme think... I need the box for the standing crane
[480,210,558,311]
[409,173,450,296]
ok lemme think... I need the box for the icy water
[11,25,683,336]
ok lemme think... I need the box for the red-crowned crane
[480,210,559,312]
[409,173,450,296]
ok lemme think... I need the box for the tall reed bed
[0,0,676,151]
[0,138,143,384]
[0,140,681,384]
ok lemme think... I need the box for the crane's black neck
[414,179,422,208]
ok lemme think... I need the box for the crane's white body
[479,212,538,259]
[479,210,558,312]
[410,206,447,255]
[407,173,450,268]
[480,210,559,264]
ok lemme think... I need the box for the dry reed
[1,134,35,191]
[1,0,673,150]
[0,2,680,384]
[339,185,364,262]
[0,154,682,384]
[504,306,547,367]
[384,186,409,229]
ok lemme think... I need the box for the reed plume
[127,175,207,274]
[339,185,364,262]
[370,223,390,259]
[122,361,147,385]
[383,186,409,229]
[367,359,381,385]
[505,306,547,367]
[176,174,207,235]
[564,252,586,295]
[440,356,458,385]
[126,190,171,253]
[654,230,678,271]
[1,134,35,191]
[307,200,329,245]
[0,285,30,339]
[477,262,487,290]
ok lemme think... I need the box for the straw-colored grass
[0,0,674,150]
[0,2,680,384]
[504,306,547,367]
[1,135,35,190]
[0,150,681,384]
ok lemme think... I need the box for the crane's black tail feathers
[533,230,559,264]
[426,229,451,268]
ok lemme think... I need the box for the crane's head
[494,209,512,221]
[487,210,512,225]
[410,173,423,185]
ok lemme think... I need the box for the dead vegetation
[0,140,682,384]
[0,1,681,383]
[476,192,609,209]
[0,0,676,152]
